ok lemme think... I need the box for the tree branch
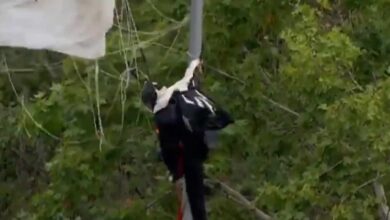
[207,179,273,220]
[373,181,390,220]
[260,94,300,117]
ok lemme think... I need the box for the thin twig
[207,179,272,220]
[145,190,172,210]
[356,175,383,192]
[319,160,343,178]
[2,55,63,141]
[341,174,384,203]
[204,65,246,85]
[346,70,363,91]
[260,94,300,117]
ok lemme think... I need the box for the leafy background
[1,0,390,219]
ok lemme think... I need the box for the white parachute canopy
[0,0,115,59]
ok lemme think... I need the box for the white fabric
[153,59,200,113]
[177,178,193,220]
[0,0,115,59]
[182,180,193,220]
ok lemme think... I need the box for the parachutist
[142,59,233,220]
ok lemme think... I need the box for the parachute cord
[145,0,180,24]
[126,0,152,81]
[125,0,155,129]
[115,1,131,132]
[95,61,104,151]
[71,58,99,140]
[124,0,140,80]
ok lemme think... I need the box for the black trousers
[155,103,208,220]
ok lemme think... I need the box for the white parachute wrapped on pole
[0,0,115,59]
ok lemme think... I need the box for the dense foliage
[2,0,390,219]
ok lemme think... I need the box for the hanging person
[141,59,233,220]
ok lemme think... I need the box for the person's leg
[182,132,208,220]
[155,102,183,181]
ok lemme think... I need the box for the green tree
[2,0,390,219]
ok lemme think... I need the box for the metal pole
[188,0,204,62]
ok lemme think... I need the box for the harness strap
[176,142,185,220]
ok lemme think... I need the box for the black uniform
[142,79,233,220]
